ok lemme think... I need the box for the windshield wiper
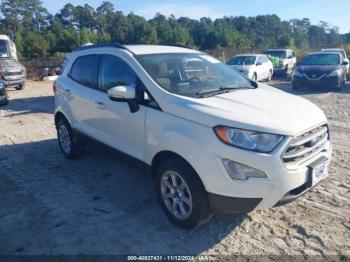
[196,86,251,97]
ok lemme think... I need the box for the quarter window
[98,55,137,91]
[70,55,100,88]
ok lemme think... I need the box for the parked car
[227,54,273,81]
[0,81,8,105]
[54,44,332,229]
[0,35,26,90]
[292,52,348,90]
[264,49,296,76]
[321,48,349,74]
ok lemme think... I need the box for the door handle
[96,101,106,109]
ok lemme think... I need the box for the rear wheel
[57,118,85,159]
[156,158,210,229]
[15,83,25,90]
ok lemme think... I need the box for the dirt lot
[0,80,349,258]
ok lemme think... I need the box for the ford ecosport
[54,44,332,229]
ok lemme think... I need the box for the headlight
[293,70,303,77]
[326,69,342,77]
[214,126,284,153]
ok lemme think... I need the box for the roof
[72,43,201,55]
[309,52,341,56]
[264,49,291,52]
[321,48,344,51]
[232,54,263,57]
[0,35,11,40]
[124,45,201,55]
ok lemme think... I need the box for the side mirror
[288,55,293,59]
[256,62,262,66]
[108,85,139,113]
[342,61,349,66]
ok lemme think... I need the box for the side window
[257,56,264,64]
[98,54,137,92]
[70,55,100,88]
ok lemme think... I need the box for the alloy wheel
[58,125,72,154]
[160,171,193,220]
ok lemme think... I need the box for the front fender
[144,109,215,190]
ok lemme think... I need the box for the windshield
[264,51,286,58]
[137,53,254,98]
[0,40,10,58]
[227,56,256,66]
[302,54,340,65]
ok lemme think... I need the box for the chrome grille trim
[282,124,329,165]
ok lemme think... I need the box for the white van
[0,35,18,61]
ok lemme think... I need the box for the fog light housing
[222,159,267,181]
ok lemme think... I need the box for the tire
[252,73,257,82]
[156,158,210,229]
[56,118,85,159]
[15,83,25,90]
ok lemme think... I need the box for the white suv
[54,44,332,229]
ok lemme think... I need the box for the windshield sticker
[200,55,221,63]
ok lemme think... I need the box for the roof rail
[72,43,133,54]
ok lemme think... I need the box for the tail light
[53,81,57,94]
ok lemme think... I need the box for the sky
[42,0,350,33]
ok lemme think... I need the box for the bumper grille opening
[282,124,329,166]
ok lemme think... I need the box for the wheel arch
[54,110,71,128]
[151,151,207,189]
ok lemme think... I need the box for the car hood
[298,65,340,75]
[162,84,327,136]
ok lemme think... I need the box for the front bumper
[2,76,26,87]
[292,75,341,88]
[191,124,332,215]
[208,193,262,215]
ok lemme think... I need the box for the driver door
[92,54,147,161]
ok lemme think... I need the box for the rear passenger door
[66,54,101,135]
[92,54,147,161]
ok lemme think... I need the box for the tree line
[1,0,349,59]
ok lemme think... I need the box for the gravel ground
[0,80,349,258]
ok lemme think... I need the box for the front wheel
[15,83,25,90]
[252,73,257,82]
[156,158,210,229]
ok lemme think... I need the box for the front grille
[282,124,329,165]
[304,73,326,80]
[4,70,23,76]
